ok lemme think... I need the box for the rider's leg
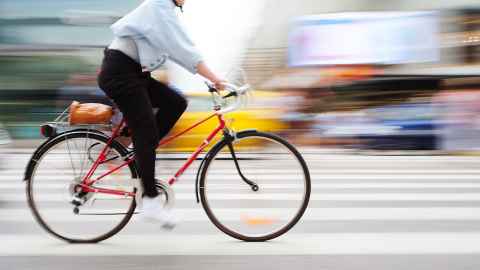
[98,49,159,198]
[146,77,188,141]
[114,90,160,198]
[98,49,177,228]
[112,79,187,148]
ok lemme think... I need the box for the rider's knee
[178,96,188,113]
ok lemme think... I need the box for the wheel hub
[68,177,94,207]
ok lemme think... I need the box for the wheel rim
[201,134,309,239]
[28,135,135,242]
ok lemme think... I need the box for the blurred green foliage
[0,54,94,138]
[0,55,91,90]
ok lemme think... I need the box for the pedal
[156,180,175,210]
[132,179,175,210]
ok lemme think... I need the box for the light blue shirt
[111,0,203,74]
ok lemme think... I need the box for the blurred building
[242,0,480,85]
[238,0,480,151]
[1,0,480,152]
[0,0,137,138]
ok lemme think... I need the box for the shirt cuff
[188,54,204,74]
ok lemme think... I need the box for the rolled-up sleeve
[148,5,203,74]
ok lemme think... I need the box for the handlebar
[205,81,251,114]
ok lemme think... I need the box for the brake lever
[204,81,217,93]
[205,81,241,99]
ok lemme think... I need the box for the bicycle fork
[226,140,259,192]
[194,130,259,203]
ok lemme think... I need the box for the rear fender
[23,129,109,182]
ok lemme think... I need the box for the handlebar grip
[204,81,217,93]
[222,91,237,99]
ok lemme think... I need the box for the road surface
[1,150,480,269]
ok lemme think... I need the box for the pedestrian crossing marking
[2,233,480,255]
[3,153,480,256]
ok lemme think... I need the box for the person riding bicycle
[97,0,226,228]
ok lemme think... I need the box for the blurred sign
[61,10,119,26]
[288,11,440,66]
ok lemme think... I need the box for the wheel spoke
[200,132,311,241]
[26,132,137,243]
[64,133,78,178]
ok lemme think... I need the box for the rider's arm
[147,2,201,73]
[145,1,225,88]
[197,62,226,90]
[113,1,225,87]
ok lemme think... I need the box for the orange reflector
[241,215,276,226]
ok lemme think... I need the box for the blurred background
[1,0,480,154]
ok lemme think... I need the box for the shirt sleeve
[148,4,203,74]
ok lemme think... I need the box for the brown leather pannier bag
[69,101,113,125]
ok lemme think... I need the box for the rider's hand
[174,0,185,7]
[213,79,227,91]
[196,62,226,91]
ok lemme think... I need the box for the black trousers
[97,49,187,197]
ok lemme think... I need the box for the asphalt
[1,150,480,270]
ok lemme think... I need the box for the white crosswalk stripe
[3,207,480,222]
[4,192,480,202]
[3,233,480,256]
[1,153,480,256]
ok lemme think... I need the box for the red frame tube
[82,113,225,197]
[169,114,225,185]
[159,113,218,147]
[81,184,136,197]
[83,119,126,185]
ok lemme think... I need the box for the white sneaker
[140,195,178,230]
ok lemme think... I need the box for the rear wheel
[25,131,138,243]
[199,131,311,241]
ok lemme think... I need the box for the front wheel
[199,131,311,241]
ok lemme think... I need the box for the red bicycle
[24,81,311,243]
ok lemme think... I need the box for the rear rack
[41,105,113,138]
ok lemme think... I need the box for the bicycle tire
[199,130,311,241]
[25,130,138,243]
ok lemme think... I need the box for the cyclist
[97,0,225,228]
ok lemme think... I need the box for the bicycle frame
[79,112,227,197]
